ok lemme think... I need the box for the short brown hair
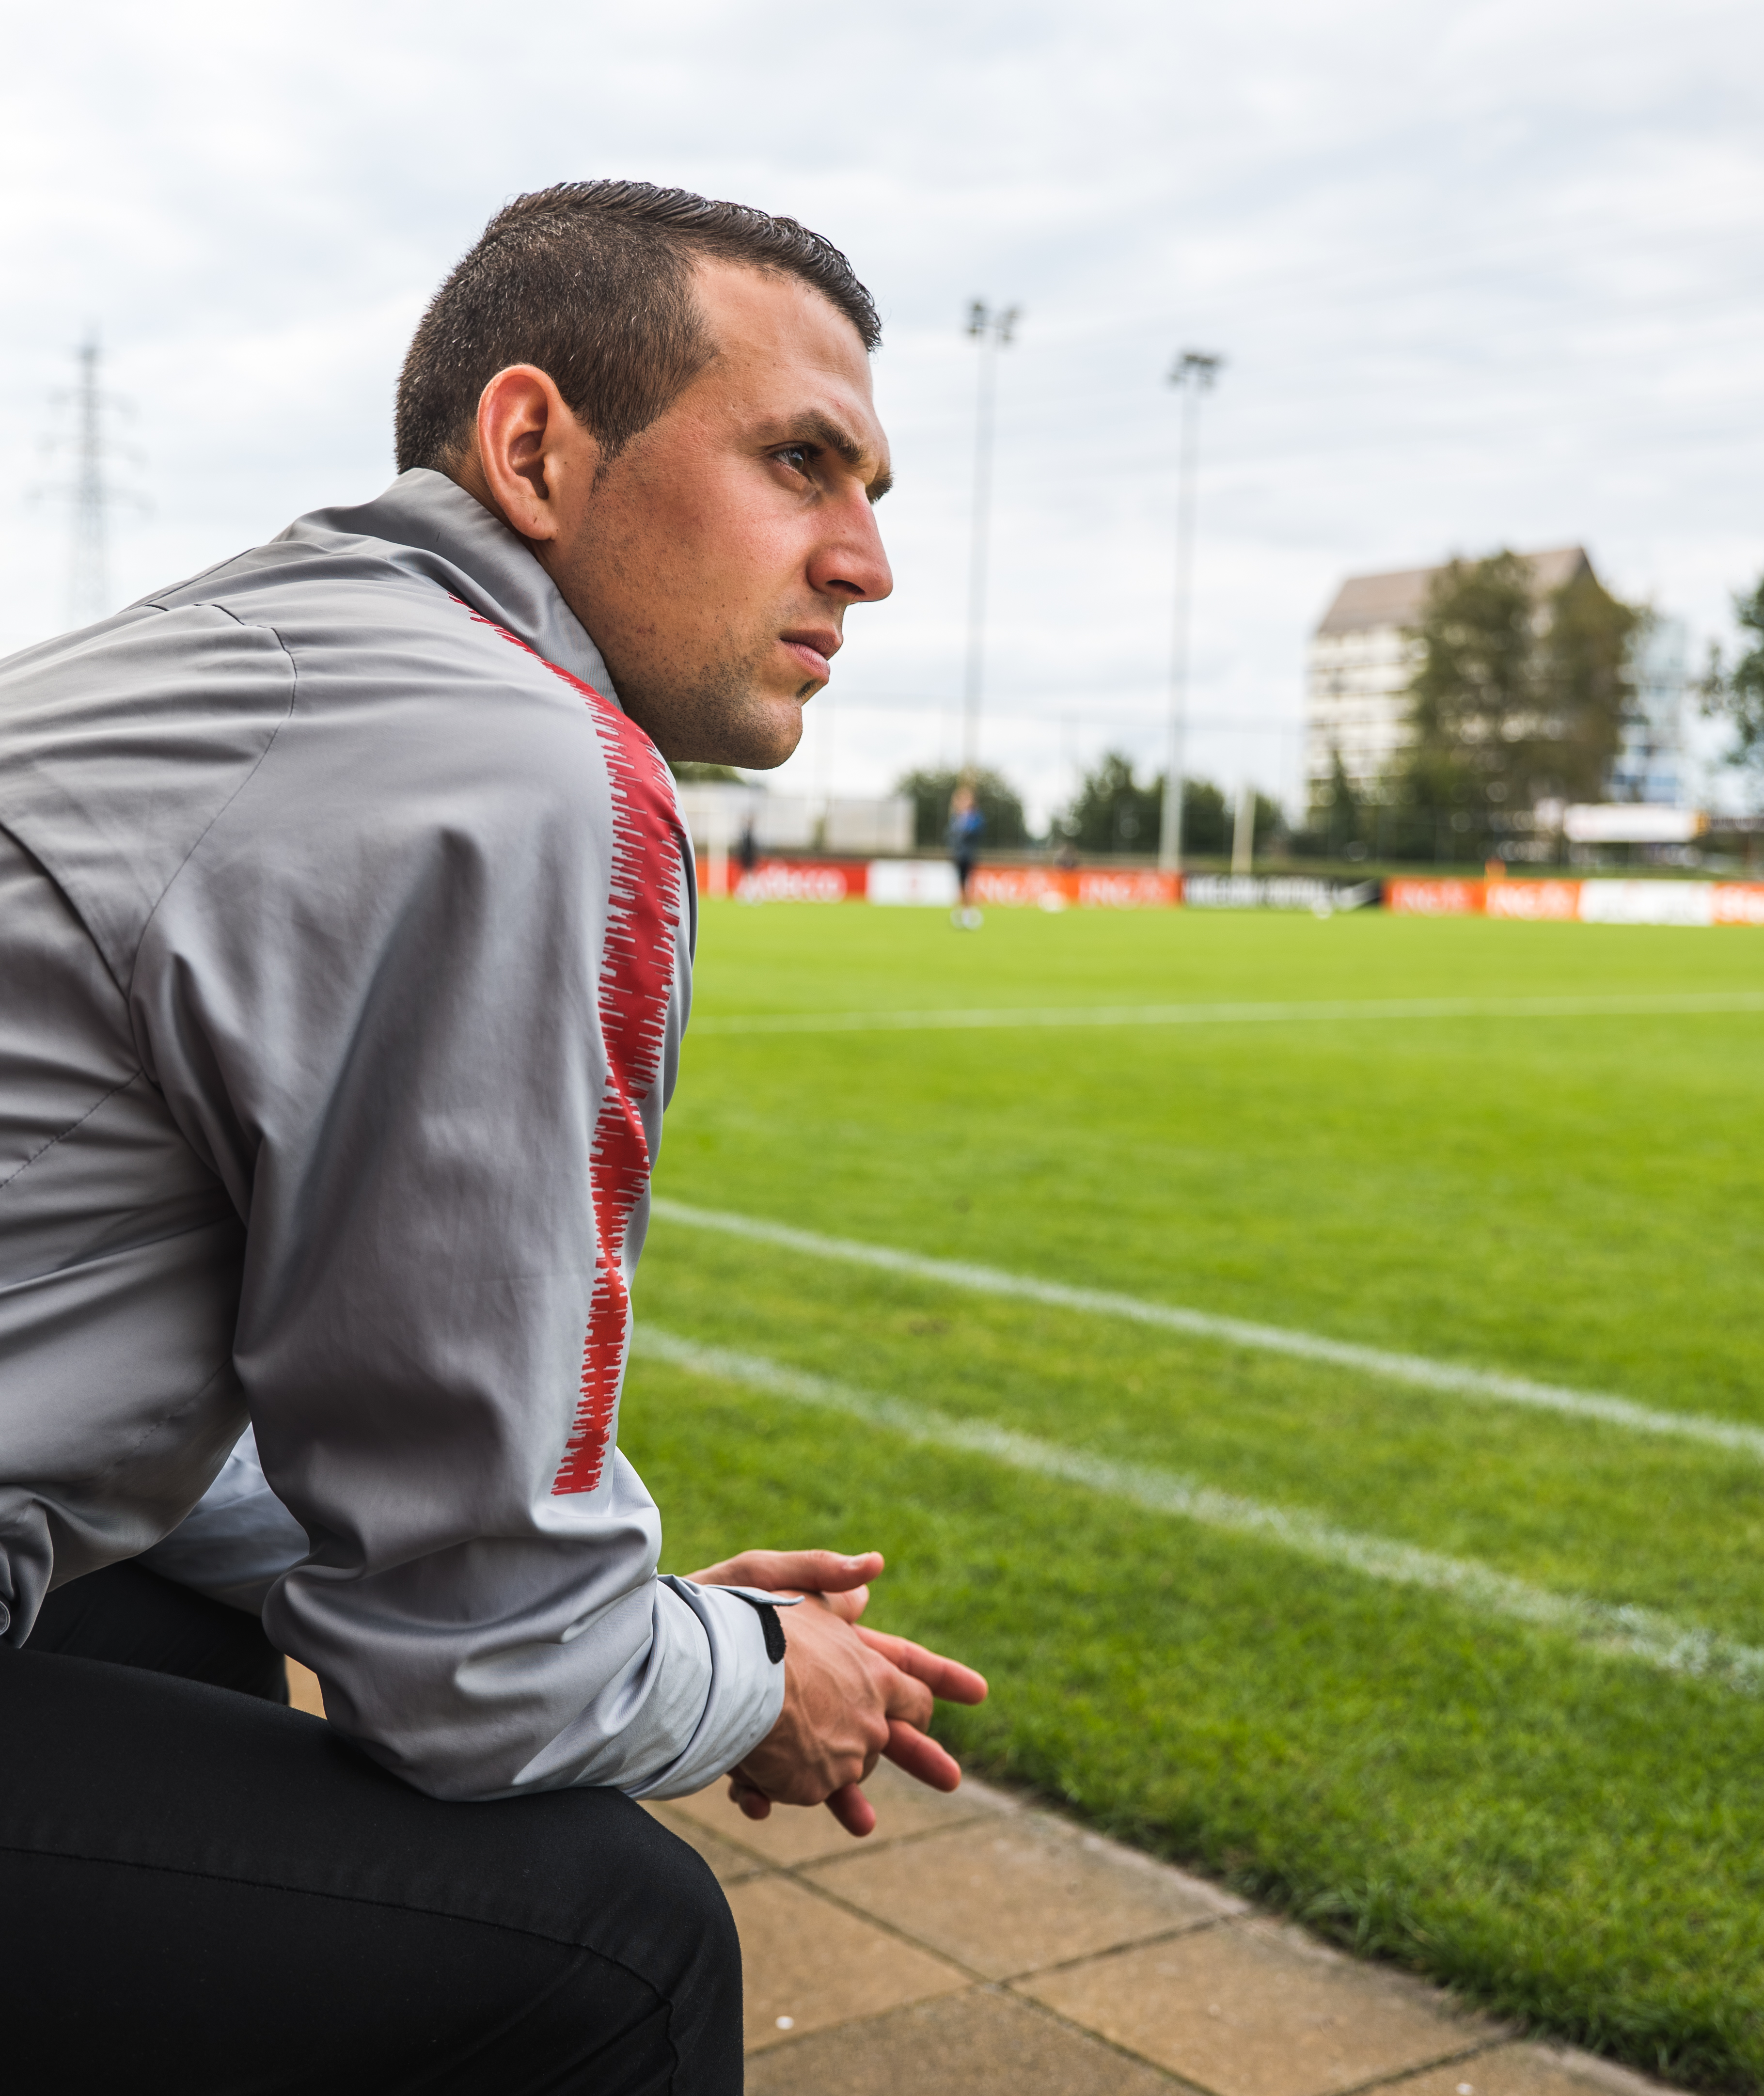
[394,180,881,474]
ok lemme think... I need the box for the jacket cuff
[623,1576,788,1799]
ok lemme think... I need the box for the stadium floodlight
[1158,348,1226,874]
[962,300,1020,774]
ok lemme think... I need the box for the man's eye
[774,445,812,473]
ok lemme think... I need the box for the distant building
[1610,615,1687,806]
[1304,548,1592,804]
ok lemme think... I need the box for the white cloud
[2,0,1760,819]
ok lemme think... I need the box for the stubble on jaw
[616,638,811,769]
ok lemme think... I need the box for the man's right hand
[689,1548,988,1837]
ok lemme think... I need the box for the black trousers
[2,1563,742,2095]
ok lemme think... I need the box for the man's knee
[536,1800,743,2095]
[555,1794,742,1988]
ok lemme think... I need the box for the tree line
[895,761,1281,856]
[1317,554,1764,862]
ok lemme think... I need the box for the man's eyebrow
[794,412,892,502]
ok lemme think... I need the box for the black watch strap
[750,1602,787,1665]
[677,1580,801,1665]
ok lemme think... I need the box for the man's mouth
[780,631,838,684]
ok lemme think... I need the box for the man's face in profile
[483,262,895,770]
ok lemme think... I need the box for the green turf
[624,902,1764,2088]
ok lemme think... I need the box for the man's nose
[812,495,893,604]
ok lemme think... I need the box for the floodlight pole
[1158,349,1225,873]
[962,299,1019,775]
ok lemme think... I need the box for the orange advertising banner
[1075,869,1182,909]
[1384,878,1486,915]
[968,866,1181,909]
[1713,883,1764,925]
[695,855,867,902]
[1386,875,1764,925]
[1485,879,1582,920]
[699,859,1764,921]
[697,856,1183,909]
[970,865,1076,909]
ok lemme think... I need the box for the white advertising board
[866,859,960,907]
[1575,880,1716,927]
[1185,876,1378,913]
[1563,804,1702,844]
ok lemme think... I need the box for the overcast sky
[3,0,1760,821]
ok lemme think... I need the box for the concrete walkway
[288,1663,1683,2096]
[647,1762,1685,2096]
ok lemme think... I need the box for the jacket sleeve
[127,607,782,1799]
[135,1425,311,1615]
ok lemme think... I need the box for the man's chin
[731,708,807,772]
[646,690,806,772]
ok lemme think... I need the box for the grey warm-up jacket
[0,469,784,1799]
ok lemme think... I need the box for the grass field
[622,902,1764,2090]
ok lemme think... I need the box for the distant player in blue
[947,779,984,929]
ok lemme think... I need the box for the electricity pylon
[40,333,141,632]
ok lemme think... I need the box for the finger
[825,1782,877,1837]
[877,1659,936,1732]
[690,1549,884,1594]
[856,1627,989,1705]
[882,1719,963,1793]
[727,1776,773,1821]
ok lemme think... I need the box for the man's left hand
[688,1547,988,1836]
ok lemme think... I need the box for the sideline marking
[649,1198,1764,1461]
[688,991,1764,1037]
[634,1325,1764,1692]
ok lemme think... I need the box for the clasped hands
[689,1548,988,1838]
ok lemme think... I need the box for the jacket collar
[275,469,621,706]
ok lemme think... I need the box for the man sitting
[0,179,984,2094]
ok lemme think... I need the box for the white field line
[633,1325,1764,1693]
[649,1198,1764,1462]
[688,991,1764,1037]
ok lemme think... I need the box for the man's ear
[455,365,601,544]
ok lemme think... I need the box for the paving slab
[1019,1917,1503,2096]
[727,1875,970,2052]
[806,1809,1242,1979]
[665,1757,1008,1868]
[285,1658,325,1717]
[747,1986,1177,2095]
[1397,2042,1685,2096]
